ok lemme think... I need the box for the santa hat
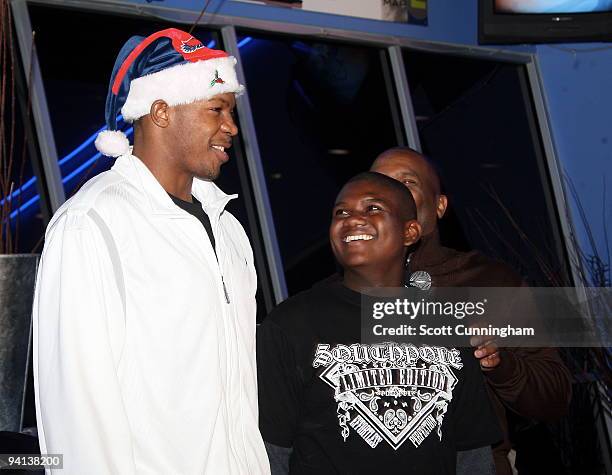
[95,28,244,157]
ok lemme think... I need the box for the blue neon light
[2,115,125,209]
[8,127,133,219]
[9,195,40,220]
[58,116,124,166]
[291,41,311,54]
[61,152,103,185]
[237,37,252,48]
[0,176,37,207]
[62,127,134,185]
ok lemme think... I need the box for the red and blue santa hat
[95,28,244,157]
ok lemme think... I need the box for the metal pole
[221,26,288,303]
[387,45,421,152]
[10,0,65,212]
[525,57,583,287]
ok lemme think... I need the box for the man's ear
[404,219,422,247]
[150,100,170,128]
[436,194,448,220]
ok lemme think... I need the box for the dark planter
[0,254,39,432]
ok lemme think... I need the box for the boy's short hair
[344,171,417,221]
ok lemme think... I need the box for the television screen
[496,0,612,14]
[480,0,612,44]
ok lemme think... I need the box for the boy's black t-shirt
[257,281,501,475]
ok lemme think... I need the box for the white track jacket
[33,154,270,475]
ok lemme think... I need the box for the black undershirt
[168,193,216,253]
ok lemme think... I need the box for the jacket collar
[112,154,237,218]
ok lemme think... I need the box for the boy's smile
[342,234,375,243]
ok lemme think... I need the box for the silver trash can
[0,254,39,432]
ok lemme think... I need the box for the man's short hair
[344,171,417,221]
[376,146,447,194]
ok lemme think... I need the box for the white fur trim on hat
[95,129,131,157]
[121,56,244,122]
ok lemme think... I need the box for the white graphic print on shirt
[313,343,463,450]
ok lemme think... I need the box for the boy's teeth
[343,234,374,242]
[212,145,225,152]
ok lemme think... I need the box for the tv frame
[479,0,612,44]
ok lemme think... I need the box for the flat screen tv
[479,0,612,44]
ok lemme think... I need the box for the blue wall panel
[536,44,612,268]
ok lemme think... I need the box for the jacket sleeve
[33,210,135,474]
[484,347,572,420]
[484,275,572,420]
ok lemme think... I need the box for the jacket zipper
[184,211,231,305]
[221,275,230,304]
[210,214,230,305]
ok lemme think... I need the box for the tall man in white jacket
[32,28,270,474]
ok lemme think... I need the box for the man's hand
[470,335,501,370]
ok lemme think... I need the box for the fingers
[474,341,498,358]
[470,335,492,348]
[471,337,501,370]
[478,350,500,369]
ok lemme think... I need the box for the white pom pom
[95,130,130,157]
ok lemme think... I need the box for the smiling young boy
[257,172,501,474]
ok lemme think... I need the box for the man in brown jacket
[371,147,572,475]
